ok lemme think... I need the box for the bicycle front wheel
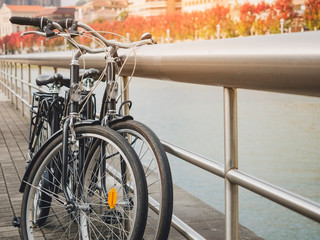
[21,125,148,240]
[111,120,173,240]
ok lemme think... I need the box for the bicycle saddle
[80,68,100,79]
[36,73,70,87]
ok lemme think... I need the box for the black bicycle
[11,16,149,239]
[27,74,66,163]
[27,18,174,240]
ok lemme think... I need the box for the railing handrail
[1,31,320,97]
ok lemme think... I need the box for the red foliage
[304,0,320,30]
[0,1,310,53]
[267,0,297,33]
[253,1,271,35]
[238,3,257,36]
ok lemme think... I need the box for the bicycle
[26,70,101,226]
[10,16,149,239]
[59,19,173,240]
[26,18,174,240]
[26,73,67,226]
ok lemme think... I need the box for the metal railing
[0,31,320,240]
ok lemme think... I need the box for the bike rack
[0,31,320,239]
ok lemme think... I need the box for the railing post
[121,76,130,116]
[5,62,9,97]
[224,87,239,240]
[2,61,4,93]
[217,24,221,39]
[280,18,284,34]
[14,63,18,109]
[38,65,42,90]
[28,64,32,105]
[0,61,3,92]
[1,61,3,92]
[21,63,24,116]
[10,62,13,104]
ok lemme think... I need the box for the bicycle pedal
[102,210,123,224]
[12,217,21,228]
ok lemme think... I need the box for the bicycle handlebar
[10,16,155,52]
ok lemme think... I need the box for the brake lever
[46,32,70,40]
[21,31,47,37]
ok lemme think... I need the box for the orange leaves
[1,0,318,53]
[238,3,257,36]
[304,0,320,30]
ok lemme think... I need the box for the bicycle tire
[111,120,173,240]
[28,98,52,226]
[21,125,148,240]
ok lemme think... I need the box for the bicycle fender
[19,120,100,193]
[108,115,134,127]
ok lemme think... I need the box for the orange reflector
[108,188,117,209]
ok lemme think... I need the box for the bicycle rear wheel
[111,120,173,240]
[21,125,148,240]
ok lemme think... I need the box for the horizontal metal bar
[162,140,320,223]
[148,139,223,239]
[226,169,320,222]
[0,70,48,93]
[148,197,206,240]
[1,32,320,96]
[161,140,224,178]
[0,70,25,84]
[0,81,30,107]
[171,214,206,240]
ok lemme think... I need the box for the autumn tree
[304,0,320,30]
[237,3,256,36]
[268,0,297,33]
[253,1,271,35]
[205,5,234,38]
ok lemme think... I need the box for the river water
[24,67,320,239]
[127,77,320,240]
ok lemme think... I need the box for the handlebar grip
[9,16,48,28]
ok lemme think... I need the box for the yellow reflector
[108,188,117,209]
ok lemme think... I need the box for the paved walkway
[0,92,28,239]
[0,91,263,240]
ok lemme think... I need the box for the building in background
[128,0,181,17]
[182,0,305,13]
[35,6,75,21]
[182,0,225,12]
[75,0,127,23]
[0,0,61,7]
[0,4,45,37]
